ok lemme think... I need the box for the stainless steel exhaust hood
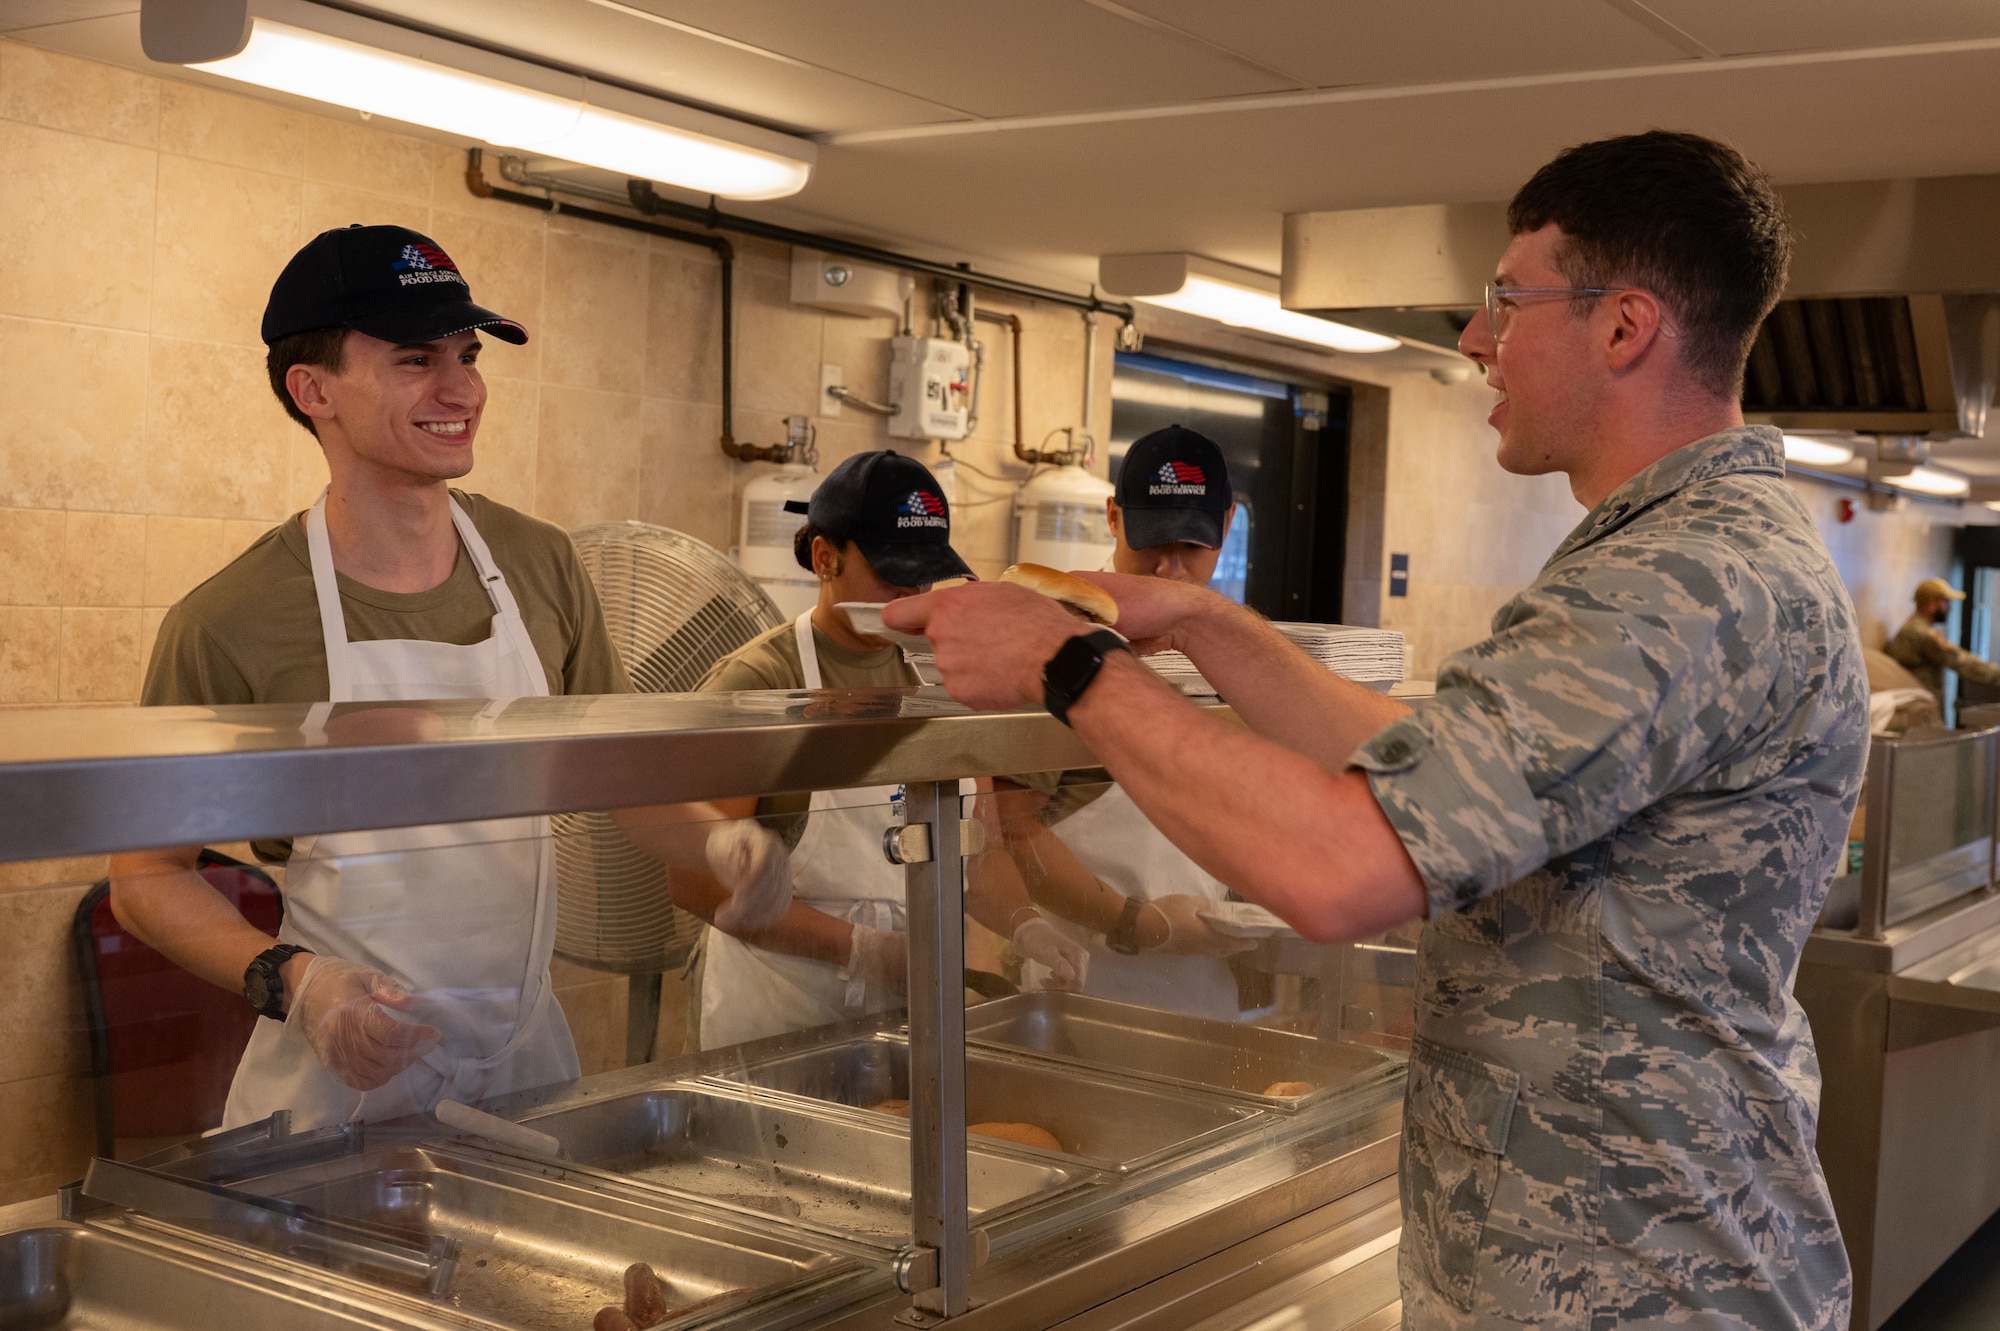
[1283,177,2000,439]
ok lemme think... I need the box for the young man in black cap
[996,424,1253,1017]
[109,225,630,1129]
[1105,424,1236,585]
[675,449,1088,1048]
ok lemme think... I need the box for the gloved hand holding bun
[1011,910,1091,989]
[844,923,907,990]
[705,819,793,934]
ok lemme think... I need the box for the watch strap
[1106,895,1146,955]
[1042,628,1129,727]
[243,943,310,1021]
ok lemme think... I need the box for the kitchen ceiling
[18,1,2000,480]
[15,0,2000,290]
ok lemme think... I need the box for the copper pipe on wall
[974,309,1025,458]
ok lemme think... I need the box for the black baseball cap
[261,224,528,347]
[1116,425,1231,549]
[784,450,973,588]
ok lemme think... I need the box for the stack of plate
[833,603,1406,697]
[1145,622,1406,697]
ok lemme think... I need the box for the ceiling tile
[346,0,968,133]
[791,44,2000,293]
[1115,0,1691,87]
[623,0,1291,116]
[1644,0,2000,56]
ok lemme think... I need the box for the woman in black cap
[668,450,1089,1048]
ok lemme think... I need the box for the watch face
[245,968,272,1009]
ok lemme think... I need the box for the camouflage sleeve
[1351,535,1784,915]
[1896,625,1954,668]
[1943,641,2000,686]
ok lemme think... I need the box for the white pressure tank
[1013,464,1116,572]
[736,463,820,617]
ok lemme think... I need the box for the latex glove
[843,924,908,990]
[1011,913,1090,990]
[705,820,793,934]
[288,956,441,1092]
[1146,895,1257,957]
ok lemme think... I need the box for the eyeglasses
[1483,285,1614,341]
[1481,284,1680,342]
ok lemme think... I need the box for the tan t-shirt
[695,616,919,694]
[145,492,631,864]
[143,491,632,708]
[696,616,917,836]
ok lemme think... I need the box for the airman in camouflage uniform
[1354,424,1866,1328]
[889,130,1868,1331]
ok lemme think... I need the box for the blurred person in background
[1886,576,2000,710]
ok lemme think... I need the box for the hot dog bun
[867,1099,911,1117]
[999,563,1118,626]
[969,1121,1063,1151]
[1261,1081,1313,1099]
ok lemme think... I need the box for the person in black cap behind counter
[109,224,633,1130]
[997,425,1255,1019]
[670,450,1089,1048]
[1107,424,1235,581]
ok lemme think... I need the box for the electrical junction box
[790,248,912,319]
[888,336,971,441]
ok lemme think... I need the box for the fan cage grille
[553,522,785,974]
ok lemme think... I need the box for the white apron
[699,613,918,1049]
[1041,785,1241,1020]
[222,492,578,1128]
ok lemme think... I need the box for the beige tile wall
[0,37,1119,1203]
[1365,380,1966,675]
[1372,377,1582,676]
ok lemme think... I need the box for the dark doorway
[1109,351,1352,622]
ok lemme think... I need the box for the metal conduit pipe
[481,154,1139,466]
[461,150,792,462]
[621,178,1137,326]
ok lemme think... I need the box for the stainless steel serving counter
[0,687,1408,1331]
[0,690,1097,859]
[1801,725,2000,1328]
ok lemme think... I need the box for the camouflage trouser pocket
[1399,1037,1521,1312]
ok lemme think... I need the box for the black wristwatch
[1042,628,1129,726]
[243,943,311,1021]
[1106,896,1147,955]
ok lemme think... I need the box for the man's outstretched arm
[888,582,1427,942]
[1067,571,1411,772]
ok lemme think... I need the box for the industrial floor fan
[557,521,785,1064]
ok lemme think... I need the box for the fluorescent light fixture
[1100,253,1399,355]
[1781,434,1855,467]
[1884,465,1970,497]
[172,0,814,200]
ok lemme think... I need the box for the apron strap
[794,610,824,690]
[449,496,550,698]
[303,492,354,702]
[302,490,552,704]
